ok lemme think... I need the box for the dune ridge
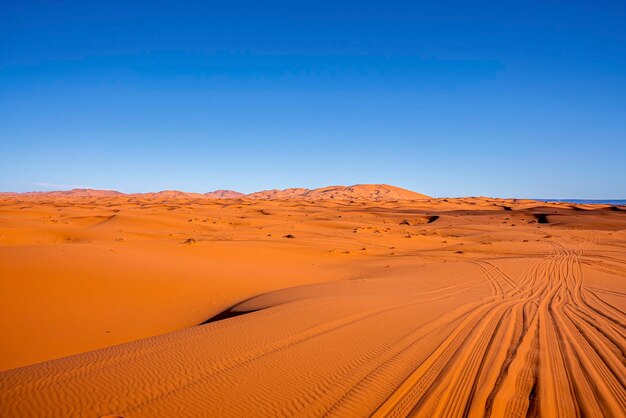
[1,188,124,198]
[2,183,430,201]
[204,190,245,199]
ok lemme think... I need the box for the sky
[1,1,625,198]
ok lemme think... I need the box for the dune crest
[3,183,429,201]
[248,184,430,201]
[5,188,123,198]
[304,184,430,200]
[204,190,245,198]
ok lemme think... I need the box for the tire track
[370,234,626,417]
[1,232,624,417]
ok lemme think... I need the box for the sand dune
[4,184,427,202]
[247,184,430,201]
[246,187,311,199]
[204,190,245,199]
[132,190,208,199]
[1,188,124,198]
[0,193,624,417]
[301,184,430,201]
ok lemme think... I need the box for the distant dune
[246,187,310,199]
[246,184,430,200]
[3,184,431,201]
[303,184,430,201]
[2,188,123,198]
[131,190,207,199]
[204,190,245,199]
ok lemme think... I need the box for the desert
[0,185,624,417]
[4,1,626,416]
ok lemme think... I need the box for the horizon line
[1,186,624,202]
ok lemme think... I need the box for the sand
[0,188,624,417]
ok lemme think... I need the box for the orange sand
[0,186,624,417]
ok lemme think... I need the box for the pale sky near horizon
[1,1,625,198]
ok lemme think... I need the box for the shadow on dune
[199,307,262,325]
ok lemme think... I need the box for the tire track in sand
[371,234,626,417]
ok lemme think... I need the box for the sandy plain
[0,186,624,417]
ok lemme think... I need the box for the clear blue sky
[1,1,625,198]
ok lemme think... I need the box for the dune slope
[247,184,430,200]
